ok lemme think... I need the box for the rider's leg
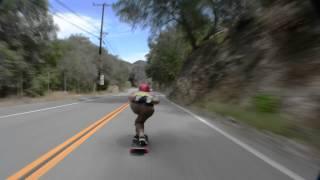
[137,107,154,146]
[135,115,145,137]
[131,103,154,145]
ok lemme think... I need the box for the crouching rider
[128,83,159,146]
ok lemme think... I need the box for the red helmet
[139,83,150,92]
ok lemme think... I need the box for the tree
[56,35,130,92]
[113,0,215,50]
[146,27,190,86]
[113,0,247,50]
[0,42,26,96]
[0,0,56,96]
[0,1,130,97]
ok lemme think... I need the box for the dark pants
[130,102,154,136]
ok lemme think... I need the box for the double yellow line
[8,103,129,180]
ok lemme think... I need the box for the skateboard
[130,138,149,154]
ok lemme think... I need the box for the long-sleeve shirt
[128,91,159,105]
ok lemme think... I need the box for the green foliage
[0,42,25,96]
[0,0,57,96]
[197,101,294,137]
[253,93,281,113]
[0,1,129,97]
[113,0,320,149]
[146,28,190,85]
[113,0,244,49]
[25,74,48,97]
[197,100,320,148]
[129,61,147,86]
[102,54,130,87]
[113,0,246,86]
[55,35,129,93]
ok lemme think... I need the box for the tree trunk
[18,73,23,96]
[202,1,219,42]
[47,72,50,92]
[77,79,80,93]
[63,72,67,92]
[180,12,198,50]
[93,83,96,93]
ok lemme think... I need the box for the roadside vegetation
[195,98,320,149]
[0,0,130,98]
[114,0,320,149]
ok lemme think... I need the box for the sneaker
[133,135,139,143]
[139,135,148,146]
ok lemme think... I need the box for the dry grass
[0,92,79,107]
[0,88,119,108]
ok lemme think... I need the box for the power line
[52,12,100,39]
[103,40,115,54]
[103,40,120,55]
[27,0,117,57]
[52,2,116,56]
[49,5,100,39]
[24,0,100,40]
[50,3,117,57]
[54,0,100,32]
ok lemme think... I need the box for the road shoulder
[167,98,320,180]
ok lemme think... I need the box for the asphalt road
[0,93,318,180]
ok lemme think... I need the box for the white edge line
[165,98,305,180]
[0,102,79,119]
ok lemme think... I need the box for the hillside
[113,0,320,148]
[169,1,320,147]
[129,60,147,86]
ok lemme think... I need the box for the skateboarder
[128,83,159,146]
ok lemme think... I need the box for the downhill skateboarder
[128,83,159,147]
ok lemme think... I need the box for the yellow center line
[26,104,129,179]
[7,103,129,180]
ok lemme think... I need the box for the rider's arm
[128,92,136,102]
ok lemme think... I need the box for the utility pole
[98,3,106,55]
[93,3,110,89]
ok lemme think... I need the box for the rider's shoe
[139,135,148,146]
[133,135,139,143]
[144,134,149,142]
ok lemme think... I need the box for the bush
[25,74,48,97]
[253,93,280,113]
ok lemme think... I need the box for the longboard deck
[130,146,149,154]
[130,141,149,154]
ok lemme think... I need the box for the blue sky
[49,0,150,63]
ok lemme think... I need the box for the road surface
[0,93,318,179]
